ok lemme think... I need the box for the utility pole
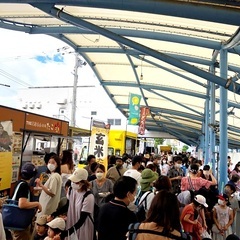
[71,53,79,127]
[71,52,87,127]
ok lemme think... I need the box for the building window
[115,119,121,125]
[91,111,97,116]
[107,119,114,125]
[107,119,121,126]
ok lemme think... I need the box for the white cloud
[0,28,123,127]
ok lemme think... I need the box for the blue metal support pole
[204,83,210,164]
[209,65,216,175]
[219,49,228,191]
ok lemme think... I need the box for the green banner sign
[128,93,141,125]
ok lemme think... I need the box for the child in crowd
[212,194,233,240]
[180,194,208,240]
[34,215,48,240]
[44,217,65,240]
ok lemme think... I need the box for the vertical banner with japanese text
[89,120,109,172]
[138,107,150,135]
[0,121,13,190]
[128,93,141,125]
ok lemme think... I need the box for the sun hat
[194,194,208,208]
[35,215,48,226]
[68,168,88,183]
[140,169,158,192]
[47,217,65,231]
[140,169,158,183]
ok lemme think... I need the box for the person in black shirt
[10,162,42,240]
[97,176,137,240]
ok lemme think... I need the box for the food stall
[0,105,69,197]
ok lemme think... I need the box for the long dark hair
[145,190,181,234]
[61,150,74,171]
[233,162,240,173]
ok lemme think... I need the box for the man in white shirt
[123,155,142,185]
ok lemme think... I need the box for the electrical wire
[0,69,32,87]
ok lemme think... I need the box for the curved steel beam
[35,5,240,94]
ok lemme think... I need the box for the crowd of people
[1,150,240,240]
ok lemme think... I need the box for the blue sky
[0,28,122,128]
[0,29,78,108]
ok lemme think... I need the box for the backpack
[128,223,191,240]
[135,191,152,222]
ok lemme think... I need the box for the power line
[0,69,32,87]
[28,85,95,89]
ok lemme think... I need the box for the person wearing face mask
[180,194,208,240]
[35,155,62,217]
[168,156,185,194]
[91,164,113,207]
[198,165,219,211]
[106,157,127,184]
[224,183,239,235]
[97,176,137,240]
[212,194,234,240]
[160,157,170,176]
[50,168,95,240]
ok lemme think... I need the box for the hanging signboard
[128,93,141,125]
[89,120,109,172]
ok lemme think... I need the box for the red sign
[25,114,62,134]
[138,107,150,135]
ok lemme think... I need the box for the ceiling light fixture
[140,55,145,80]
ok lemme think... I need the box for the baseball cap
[68,168,88,183]
[21,162,37,179]
[47,217,65,231]
[218,194,229,202]
[194,194,208,208]
[35,215,47,226]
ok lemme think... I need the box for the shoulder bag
[2,182,36,230]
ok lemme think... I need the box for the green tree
[182,145,189,152]
[154,138,164,147]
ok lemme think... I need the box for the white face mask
[96,172,104,180]
[47,163,56,172]
[71,182,81,190]
[162,160,166,164]
[218,199,225,206]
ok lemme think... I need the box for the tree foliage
[154,138,164,147]
[182,145,189,152]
